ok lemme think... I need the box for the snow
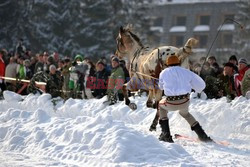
[0,90,250,166]
[218,24,235,31]
[155,0,239,5]
[150,26,164,33]
[169,26,186,32]
[193,25,210,32]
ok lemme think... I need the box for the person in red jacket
[235,58,249,96]
[0,50,6,92]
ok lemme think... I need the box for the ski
[174,134,230,146]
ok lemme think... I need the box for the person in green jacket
[107,57,125,105]
[241,69,250,98]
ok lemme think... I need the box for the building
[150,0,239,64]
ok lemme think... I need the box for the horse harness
[129,47,165,89]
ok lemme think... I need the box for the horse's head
[116,26,143,59]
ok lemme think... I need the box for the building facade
[150,0,239,64]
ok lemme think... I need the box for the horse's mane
[124,27,144,48]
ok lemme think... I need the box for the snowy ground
[0,91,250,167]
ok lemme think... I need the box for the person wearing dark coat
[217,62,237,101]
[46,65,63,98]
[93,60,110,99]
[228,55,238,73]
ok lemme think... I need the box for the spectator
[84,57,96,78]
[192,63,201,74]
[5,57,17,91]
[207,56,217,67]
[241,69,250,98]
[211,62,222,77]
[52,52,60,65]
[0,50,6,92]
[217,62,237,101]
[29,56,37,73]
[34,53,44,74]
[57,59,65,72]
[24,59,33,79]
[228,55,238,73]
[43,52,49,73]
[74,54,83,64]
[199,56,206,65]
[61,58,71,99]
[24,48,32,60]
[93,60,110,99]
[16,57,26,79]
[101,56,112,74]
[46,65,63,98]
[119,59,130,83]
[235,58,249,96]
[47,55,56,70]
[200,62,215,80]
[15,38,26,57]
[107,57,125,105]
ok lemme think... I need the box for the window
[224,14,234,21]
[153,17,163,27]
[195,35,208,48]
[223,34,233,47]
[175,16,186,26]
[171,35,184,47]
[199,15,210,25]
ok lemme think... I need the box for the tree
[0,0,153,60]
[234,0,250,59]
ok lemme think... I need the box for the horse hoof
[129,103,137,110]
[146,102,153,108]
[152,103,157,109]
[125,99,130,105]
[149,125,156,132]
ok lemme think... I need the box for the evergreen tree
[234,0,250,58]
[0,0,153,60]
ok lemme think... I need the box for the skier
[157,55,212,143]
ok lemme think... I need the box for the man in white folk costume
[157,55,213,143]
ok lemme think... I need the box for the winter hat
[49,64,56,71]
[74,54,83,62]
[97,60,105,66]
[166,55,180,66]
[208,56,216,61]
[224,62,234,68]
[24,59,30,66]
[229,55,237,62]
[48,56,54,64]
[64,58,71,63]
[238,58,247,65]
[112,57,120,63]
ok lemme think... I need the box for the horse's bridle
[116,35,128,55]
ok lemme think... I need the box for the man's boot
[191,122,213,142]
[159,119,174,143]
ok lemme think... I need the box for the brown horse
[116,26,197,131]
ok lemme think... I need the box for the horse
[116,26,198,131]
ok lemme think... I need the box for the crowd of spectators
[190,55,250,101]
[0,41,129,105]
[0,40,249,104]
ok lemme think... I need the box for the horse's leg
[146,90,154,108]
[149,90,162,131]
[122,83,130,105]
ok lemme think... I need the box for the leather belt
[166,93,189,101]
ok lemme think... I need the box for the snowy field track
[0,91,250,167]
